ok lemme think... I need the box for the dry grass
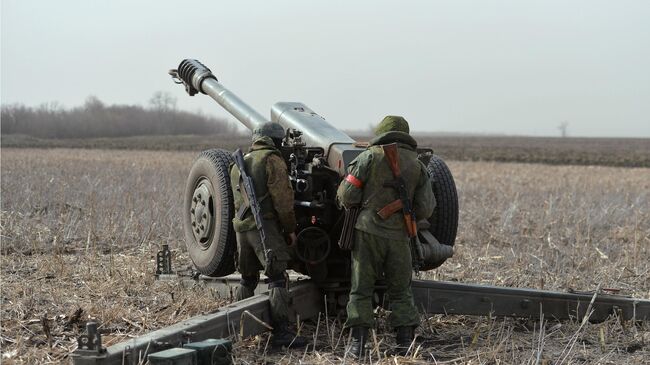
[415,136,650,168]
[1,134,250,154]
[4,134,650,167]
[1,148,649,364]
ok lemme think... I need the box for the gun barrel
[172,59,365,175]
[173,59,268,131]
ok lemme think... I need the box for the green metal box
[148,347,197,365]
[183,339,232,365]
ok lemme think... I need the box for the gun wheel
[423,154,459,270]
[183,149,237,277]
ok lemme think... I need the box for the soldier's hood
[369,131,417,150]
[249,136,280,152]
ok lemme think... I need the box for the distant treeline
[1,93,240,138]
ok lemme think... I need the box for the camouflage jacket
[230,136,297,233]
[337,131,435,240]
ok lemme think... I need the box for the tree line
[1,92,240,139]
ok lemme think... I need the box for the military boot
[271,321,308,348]
[395,326,415,355]
[347,327,368,359]
[235,275,258,301]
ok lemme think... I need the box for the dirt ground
[1,148,649,364]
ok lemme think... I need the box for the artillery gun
[71,59,650,364]
[171,59,458,282]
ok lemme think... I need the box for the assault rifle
[380,143,424,272]
[232,149,273,269]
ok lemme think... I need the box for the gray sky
[2,0,649,137]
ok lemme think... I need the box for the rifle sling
[381,143,417,238]
[376,144,410,221]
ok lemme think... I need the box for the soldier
[230,122,308,348]
[337,116,435,358]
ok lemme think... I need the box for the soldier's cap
[252,122,285,140]
[374,116,410,136]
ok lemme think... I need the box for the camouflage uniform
[230,125,306,347]
[337,116,435,355]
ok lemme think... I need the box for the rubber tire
[427,155,458,247]
[183,149,237,277]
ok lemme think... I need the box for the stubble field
[3,134,649,168]
[1,146,649,364]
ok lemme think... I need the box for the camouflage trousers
[235,221,291,324]
[345,230,419,329]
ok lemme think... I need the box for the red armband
[345,174,364,189]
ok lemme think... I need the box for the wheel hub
[190,182,213,245]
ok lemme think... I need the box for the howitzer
[170,59,457,281]
[70,59,650,365]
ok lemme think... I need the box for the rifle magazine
[338,207,361,250]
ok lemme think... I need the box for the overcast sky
[2,1,649,137]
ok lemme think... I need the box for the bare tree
[149,91,177,113]
[84,96,105,112]
[558,121,569,138]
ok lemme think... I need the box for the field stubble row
[1,148,649,363]
[3,133,650,167]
